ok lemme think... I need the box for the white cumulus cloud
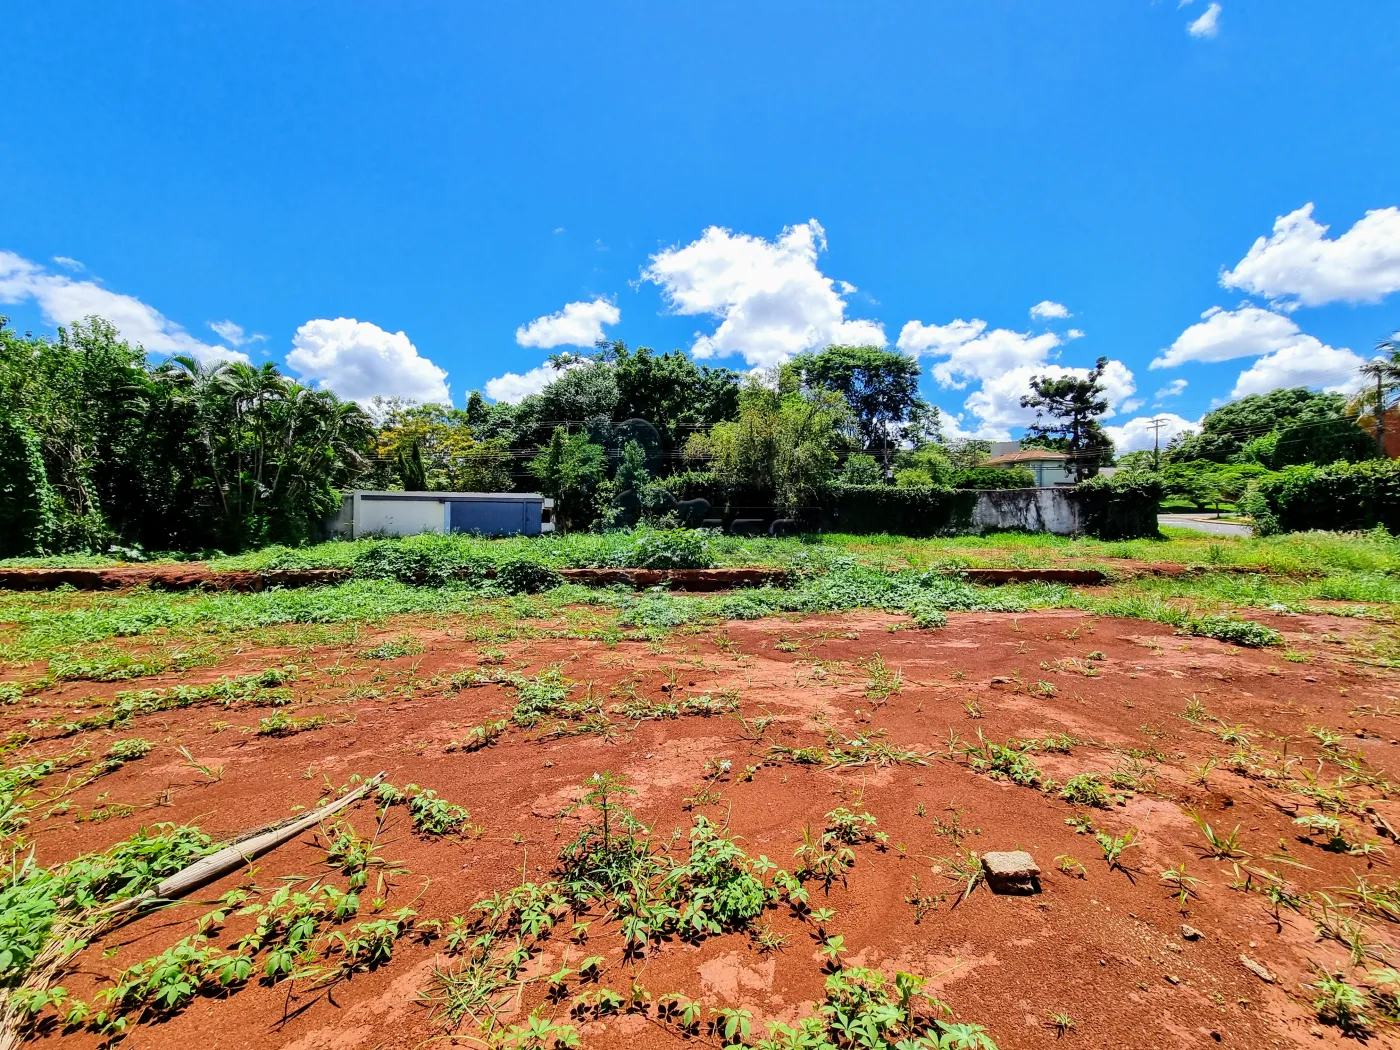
[515,297,620,349]
[903,310,1136,436]
[965,359,1137,435]
[0,250,246,364]
[1230,339,1366,399]
[896,318,987,359]
[286,318,450,404]
[1152,305,1302,369]
[1187,2,1221,37]
[906,320,1063,391]
[1220,203,1400,308]
[641,220,884,368]
[208,319,265,347]
[483,362,577,404]
[1029,300,1071,320]
[1154,378,1189,399]
[1105,414,1198,453]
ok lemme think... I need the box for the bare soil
[9,607,1400,1049]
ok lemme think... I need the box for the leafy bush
[1246,460,1400,535]
[673,816,770,931]
[951,466,1036,489]
[1074,471,1163,540]
[605,529,716,570]
[495,559,564,594]
[352,538,484,586]
[892,446,954,486]
[0,824,213,984]
[894,468,933,488]
[659,470,721,504]
[839,454,884,486]
[828,486,977,537]
[1180,614,1282,648]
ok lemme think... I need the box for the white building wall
[355,497,446,537]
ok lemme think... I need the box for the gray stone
[981,850,1041,895]
[1181,924,1202,941]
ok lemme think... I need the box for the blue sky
[4,2,1399,451]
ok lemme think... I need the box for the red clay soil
[8,609,1400,1049]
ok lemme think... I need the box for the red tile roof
[984,449,1069,465]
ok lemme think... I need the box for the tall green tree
[1168,387,1376,466]
[609,342,740,459]
[528,426,607,531]
[685,376,851,516]
[790,345,933,458]
[1019,357,1113,481]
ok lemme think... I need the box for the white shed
[327,491,552,539]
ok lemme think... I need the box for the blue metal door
[449,499,525,536]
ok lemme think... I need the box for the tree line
[2,313,1394,555]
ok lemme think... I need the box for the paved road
[1157,513,1253,537]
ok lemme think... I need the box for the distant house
[984,447,1075,487]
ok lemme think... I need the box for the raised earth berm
[0,560,1292,592]
[0,564,792,593]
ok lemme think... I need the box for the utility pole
[1147,416,1169,471]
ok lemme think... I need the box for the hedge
[827,485,978,537]
[660,470,722,505]
[952,466,1036,489]
[1245,460,1400,535]
[1075,472,1163,540]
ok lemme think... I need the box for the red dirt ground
[8,607,1400,1049]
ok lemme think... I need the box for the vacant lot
[4,532,1400,1049]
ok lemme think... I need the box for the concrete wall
[971,487,1082,535]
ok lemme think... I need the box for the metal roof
[351,490,545,502]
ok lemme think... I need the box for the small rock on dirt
[981,850,1041,894]
[1181,924,1202,941]
[1239,954,1275,983]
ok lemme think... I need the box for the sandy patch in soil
[6,608,1400,1049]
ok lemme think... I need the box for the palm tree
[1353,333,1400,454]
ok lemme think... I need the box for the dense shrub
[952,466,1036,489]
[604,529,717,569]
[352,538,485,585]
[1246,460,1400,535]
[1075,472,1163,540]
[839,454,884,486]
[1181,614,1282,648]
[659,470,722,504]
[496,559,564,594]
[894,468,933,488]
[828,485,977,536]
